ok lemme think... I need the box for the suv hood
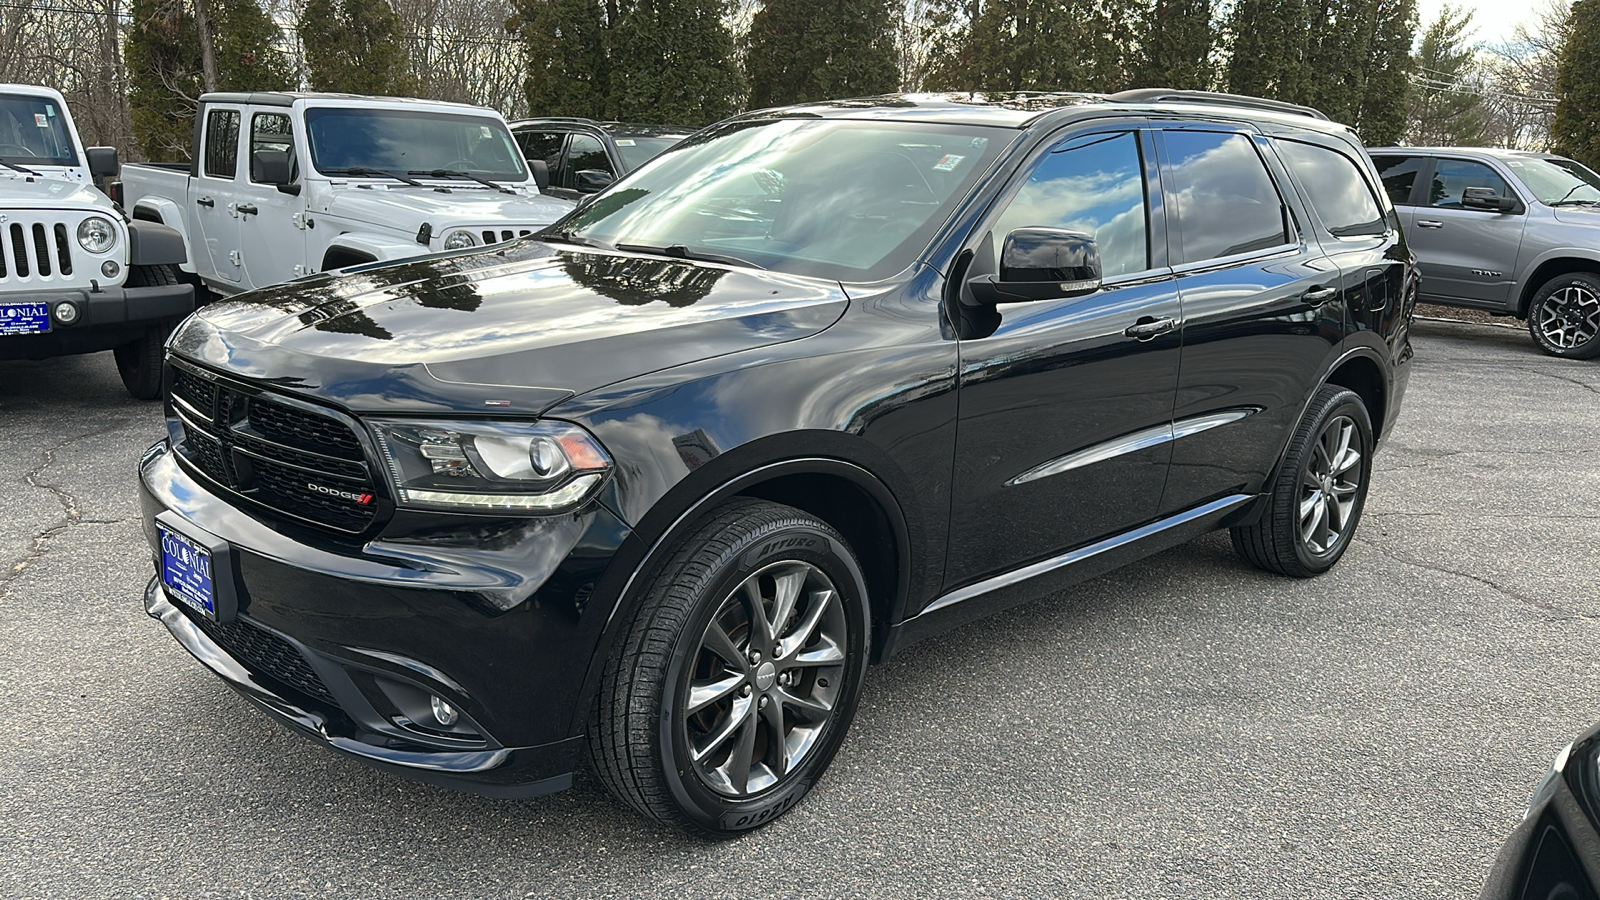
[0,173,107,210]
[322,186,573,229]
[169,242,848,415]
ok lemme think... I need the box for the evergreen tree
[1553,0,1600,168]
[1354,0,1416,145]
[1128,0,1215,90]
[127,0,291,161]
[745,0,901,108]
[607,0,742,124]
[301,0,412,95]
[511,0,610,117]
[1225,0,1313,102]
[926,0,1129,92]
[1406,5,1488,144]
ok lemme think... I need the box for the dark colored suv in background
[510,118,694,200]
[138,90,1415,836]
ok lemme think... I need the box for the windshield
[304,107,528,182]
[554,118,1012,281]
[614,135,687,170]
[1507,156,1600,205]
[0,93,79,167]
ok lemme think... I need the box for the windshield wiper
[615,243,766,270]
[538,230,613,250]
[410,169,515,195]
[1549,198,1600,207]
[324,166,425,187]
[0,160,42,176]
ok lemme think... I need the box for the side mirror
[528,158,550,192]
[86,146,119,179]
[968,227,1102,304]
[575,168,615,194]
[251,147,295,192]
[1462,186,1517,213]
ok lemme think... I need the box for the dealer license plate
[159,523,216,619]
[0,301,51,336]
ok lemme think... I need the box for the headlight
[368,419,611,513]
[77,216,117,254]
[442,231,477,250]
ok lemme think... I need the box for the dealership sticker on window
[616,139,636,146]
[479,126,492,139]
[933,154,965,172]
[35,113,48,127]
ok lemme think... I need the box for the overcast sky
[1414,0,1542,44]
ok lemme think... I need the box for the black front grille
[169,362,380,533]
[189,611,338,706]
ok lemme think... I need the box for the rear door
[945,126,1183,590]
[238,108,307,290]
[1155,124,1346,515]
[1405,156,1529,307]
[192,106,243,285]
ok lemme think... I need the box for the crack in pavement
[1366,511,1600,521]
[1513,365,1600,398]
[1,419,136,600]
[1356,538,1600,623]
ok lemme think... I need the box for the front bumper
[1481,729,1600,899]
[138,439,632,797]
[0,282,194,359]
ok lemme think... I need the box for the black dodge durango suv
[138,90,1416,836]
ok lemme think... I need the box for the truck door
[239,108,307,290]
[193,105,243,285]
[1406,157,1528,307]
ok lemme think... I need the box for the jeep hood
[169,241,848,415]
[322,186,573,229]
[0,173,107,210]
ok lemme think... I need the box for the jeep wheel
[1528,273,1600,359]
[589,498,870,837]
[113,265,180,399]
[1231,385,1373,577]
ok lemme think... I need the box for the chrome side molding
[1008,407,1261,486]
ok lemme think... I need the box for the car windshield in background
[555,118,1013,282]
[0,94,79,167]
[615,135,687,170]
[1512,156,1600,205]
[304,107,528,182]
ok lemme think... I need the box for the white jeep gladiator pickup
[120,92,573,299]
[0,84,193,398]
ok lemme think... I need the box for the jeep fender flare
[129,198,195,273]
[126,219,187,267]
[320,233,427,272]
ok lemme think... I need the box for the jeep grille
[0,219,76,284]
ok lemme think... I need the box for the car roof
[1367,145,1567,161]
[198,91,496,113]
[509,117,695,138]
[726,90,1349,133]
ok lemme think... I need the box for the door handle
[236,203,258,216]
[1124,316,1176,340]
[196,196,214,208]
[1416,219,1444,228]
[1303,285,1338,306]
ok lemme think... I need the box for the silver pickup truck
[1369,147,1600,359]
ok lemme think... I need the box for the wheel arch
[1323,351,1387,443]
[1517,254,1600,318]
[128,198,195,273]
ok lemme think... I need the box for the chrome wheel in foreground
[1298,414,1362,555]
[1534,285,1600,351]
[682,560,846,798]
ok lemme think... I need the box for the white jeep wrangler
[119,92,574,298]
[0,84,193,398]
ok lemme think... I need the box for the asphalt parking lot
[3,317,1598,898]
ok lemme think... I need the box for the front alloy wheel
[1529,274,1600,359]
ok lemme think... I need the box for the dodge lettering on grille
[306,482,373,505]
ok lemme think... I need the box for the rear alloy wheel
[589,499,869,836]
[1528,273,1600,359]
[1232,385,1373,577]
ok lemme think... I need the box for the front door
[193,106,243,285]
[239,109,306,290]
[945,127,1181,592]
[1406,157,1528,306]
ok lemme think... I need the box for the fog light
[53,302,79,324]
[431,696,458,727]
[101,260,120,278]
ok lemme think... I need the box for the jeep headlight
[77,216,117,254]
[368,419,611,513]
[442,230,477,251]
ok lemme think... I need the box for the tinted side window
[1277,140,1385,236]
[516,130,565,179]
[204,109,240,179]
[992,131,1149,278]
[1371,155,1425,205]
[1163,130,1289,264]
[567,133,613,182]
[249,112,294,183]
[1429,159,1514,209]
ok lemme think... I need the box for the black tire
[1231,385,1373,577]
[589,498,871,837]
[113,265,181,400]
[1526,272,1600,359]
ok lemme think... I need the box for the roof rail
[1107,89,1329,121]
